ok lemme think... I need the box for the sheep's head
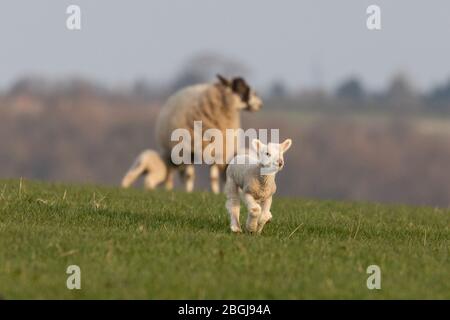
[217,74,262,112]
[252,138,292,174]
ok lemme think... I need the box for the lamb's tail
[121,151,150,188]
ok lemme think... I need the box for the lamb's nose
[277,159,284,167]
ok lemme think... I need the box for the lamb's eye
[265,152,271,157]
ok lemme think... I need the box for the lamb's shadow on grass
[89,207,229,235]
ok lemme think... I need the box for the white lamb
[225,138,292,234]
[121,149,167,190]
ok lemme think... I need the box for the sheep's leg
[257,197,273,234]
[220,168,227,190]
[210,165,220,194]
[225,179,241,233]
[164,167,175,191]
[144,174,157,190]
[243,193,262,234]
[181,164,195,192]
[121,161,145,188]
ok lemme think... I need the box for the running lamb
[224,138,292,234]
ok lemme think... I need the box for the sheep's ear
[217,74,230,87]
[231,77,250,102]
[281,139,292,153]
[252,138,263,152]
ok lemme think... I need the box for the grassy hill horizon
[0,179,448,299]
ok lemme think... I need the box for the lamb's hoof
[256,225,265,234]
[245,223,258,234]
[230,225,242,233]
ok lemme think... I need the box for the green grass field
[0,179,448,299]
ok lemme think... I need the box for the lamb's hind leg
[243,193,262,234]
[225,179,241,233]
[257,196,273,234]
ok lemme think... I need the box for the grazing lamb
[225,138,292,234]
[121,149,167,190]
[155,74,262,194]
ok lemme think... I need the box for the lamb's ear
[231,77,250,102]
[280,139,292,153]
[217,74,230,87]
[252,138,263,152]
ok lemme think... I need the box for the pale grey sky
[0,0,449,92]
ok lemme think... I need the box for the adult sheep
[155,74,262,193]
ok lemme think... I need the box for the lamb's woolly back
[226,154,276,201]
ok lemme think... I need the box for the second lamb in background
[225,138,292,234]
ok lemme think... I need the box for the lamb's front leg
[257,196,273,234]
[225,179,242,233]
[243,193,262,233]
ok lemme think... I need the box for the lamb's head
[217,74,262,112]
[252,138,292,174]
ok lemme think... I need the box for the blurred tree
[171,52,250,90]
[269,80,288,98]
[387,73,415,98]
[428,78,450,107]
[62,78,104,98]
[385,72,420,109]
[8,77,49,98]
[336,77,365,100]
[132,79,170,102]
[133,79,150,97]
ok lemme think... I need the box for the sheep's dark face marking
[217,74,262,112]
[231,77,250,102]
